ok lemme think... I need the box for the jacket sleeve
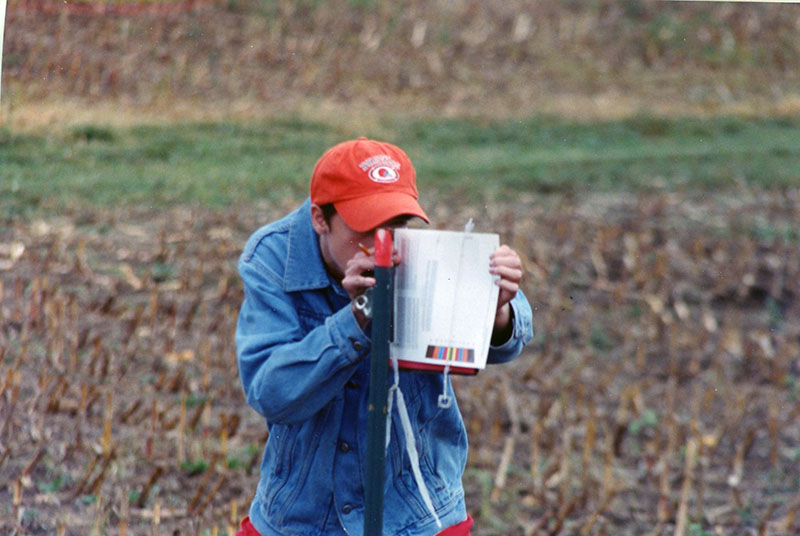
[486,289,534,365]
[235,257,370,425]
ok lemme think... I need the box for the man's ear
[310,204,330,235]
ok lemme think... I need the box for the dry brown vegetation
[1,188,799,535]
[4,0,800,125]
[3,1,800,534]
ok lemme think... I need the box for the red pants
[236,514,473,536]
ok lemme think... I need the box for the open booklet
[390,228,500,375]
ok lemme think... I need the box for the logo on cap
[359,155,401,184]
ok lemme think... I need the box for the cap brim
[334,192,430,232]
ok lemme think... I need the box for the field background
[1,1,800,535]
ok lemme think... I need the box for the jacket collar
[283,198,333,292]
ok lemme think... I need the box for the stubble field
[3,1,800,534]
[2,185,799,535]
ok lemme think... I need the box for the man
[235,137,533,535]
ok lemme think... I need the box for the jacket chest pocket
[296,307,327,333]
[293,291,337,333]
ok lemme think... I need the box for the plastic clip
[353,287,373,319]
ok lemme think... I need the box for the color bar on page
[425,345,475,364]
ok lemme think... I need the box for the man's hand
[343,249,376,301]
[490,245,523,345]
[343,246,403,331]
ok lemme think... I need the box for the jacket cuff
[326,305,371,365]
[488,291,533,363]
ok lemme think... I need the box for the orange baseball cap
[310,137,430,232]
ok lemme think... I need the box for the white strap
[385,356,443,528]
[438,364,452,409]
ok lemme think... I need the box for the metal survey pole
[364,228,393,536]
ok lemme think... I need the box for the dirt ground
[1,188,799,535]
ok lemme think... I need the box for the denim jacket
[236,199,534,536]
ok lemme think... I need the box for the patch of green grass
[766,297,783,328]
[150,262,175,283]
[737,504,756,526]
[0,119,337,218]
[399,115,800,197]
[688,522,715,536]
[589,324,614,352]
[79,494,98,506]
[629,409,659,436]
[38,474,69,494]
[2,115,799,217]
[185,393,209,408]
[180,458,209,476]
[22,509,40,524]
[227,455,245,471]
[71,124,116,143]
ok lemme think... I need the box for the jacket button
[342,504,354,514]
[353,341,364,352]
[339,441,351,453]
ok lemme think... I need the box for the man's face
[311,205,409,281]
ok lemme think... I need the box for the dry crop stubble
[0,189,799,534]
[450,189,800,535]
[4,0,800,132]
[0,203,267,534]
